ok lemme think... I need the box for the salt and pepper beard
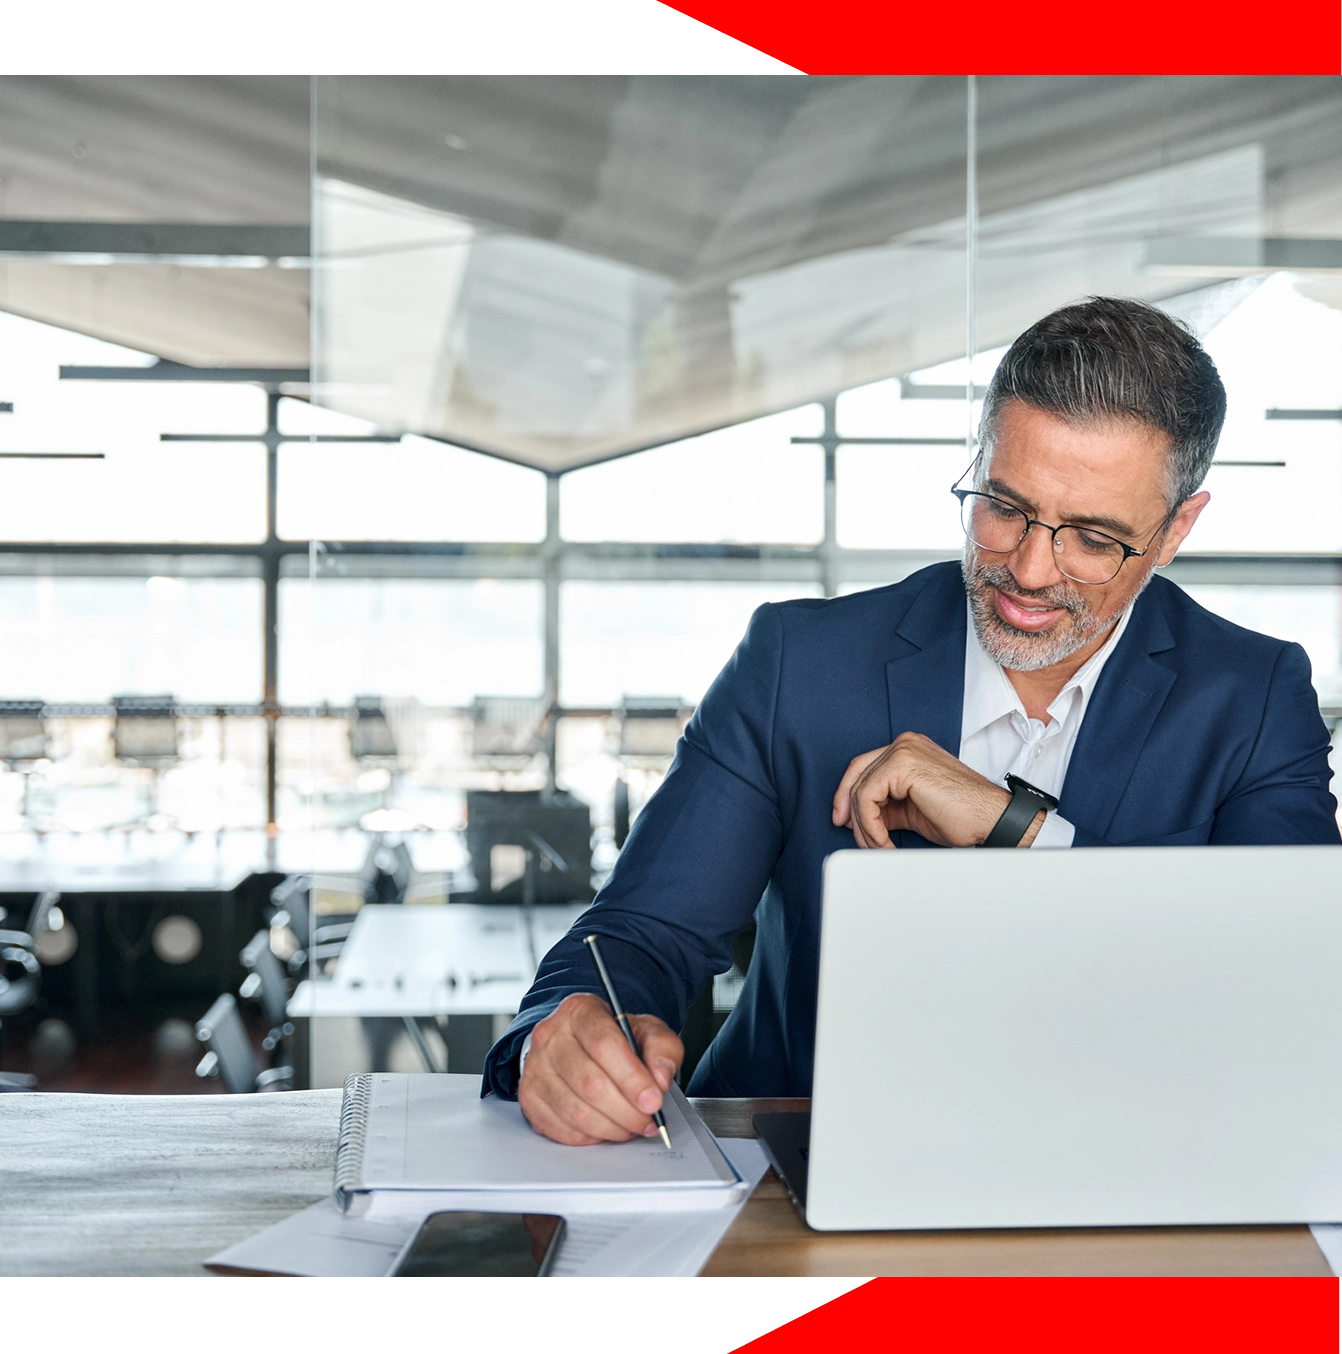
[960,545,1152,673]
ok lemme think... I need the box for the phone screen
[392,1212,566,1277]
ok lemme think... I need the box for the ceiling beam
[1143,236,1342,276]
[0,220,309,265]
[60,361,309,383]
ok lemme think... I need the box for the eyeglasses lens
[960,494,1124,585]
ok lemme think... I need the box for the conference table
[287,902,591,1019]
[0,1091,1330,1277]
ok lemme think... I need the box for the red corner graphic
[658,0,1342,75]
[730,1276,1340,1353]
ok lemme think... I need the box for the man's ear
[1156,491,1210,566]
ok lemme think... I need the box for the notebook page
[357,1074,738,1194]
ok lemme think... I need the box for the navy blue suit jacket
[482,562,1340,1099]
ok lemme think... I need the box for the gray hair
[978,297,1227,510]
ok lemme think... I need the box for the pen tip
[659,1125,672,1150]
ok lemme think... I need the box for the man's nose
[1007,523,1066,590]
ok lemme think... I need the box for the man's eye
[985,499,1020,519]
[1072,529,1121,554]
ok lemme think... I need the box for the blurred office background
[0,76,1338,1093]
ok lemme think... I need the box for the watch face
[1006,775,1058,808]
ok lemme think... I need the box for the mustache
[971,559,1088,619]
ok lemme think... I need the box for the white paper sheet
[206,1137,772,1278]
[207,1197,420,1277]
[550,1141,771,1278]
[1308,1224,1342,1274]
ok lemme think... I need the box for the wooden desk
[693,1100,1332,1277]
[0,1090,1330,1276]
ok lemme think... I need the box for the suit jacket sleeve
[481,603,787,1098]
[1071,640,1340,848]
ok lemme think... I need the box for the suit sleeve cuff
[1030,811,1076,848]
[480,1008,553,1099]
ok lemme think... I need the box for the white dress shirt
[958,601,1134,848]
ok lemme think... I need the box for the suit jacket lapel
[1058,587,1178,839]
[885,566,968,755]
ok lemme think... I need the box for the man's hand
[517,993,684,1146]
[832,731,1043,849]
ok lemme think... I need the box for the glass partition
[300,75,1342,1090]
[302,74,970,1086]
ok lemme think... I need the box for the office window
[837,442,969,551]
[278,397,377,436]
[278,436,547,542]
[560,582,822,707]
[560,406,825,545]
[835,376,979,552]
[0,576,264,703]
[0,311,267,542]
[0,443,267,544]
[1184,275,1342,555]
[279,578,544,706]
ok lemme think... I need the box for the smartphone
[392,1211,566,1277]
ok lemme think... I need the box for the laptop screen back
[808,845,1342,1231]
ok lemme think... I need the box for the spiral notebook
[334,1073,746,1217]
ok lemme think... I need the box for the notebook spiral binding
[333,1073,374,1210]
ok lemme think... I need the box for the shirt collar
[961,599,1135,742]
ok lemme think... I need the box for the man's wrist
[977,786,1013,845]
[1017,808,1046,848]
[980,775,1060,848]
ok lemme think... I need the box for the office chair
[0,941,40,1091]
[0,701,48,829]
[269,874,356,977]
[268,873,416,1074]
[617,695,684,758]
[0,891,59,1091]
[195,993,291,1093]
[111,694,179,764]
[608,696,685,859]
[350,695,398,762]
[239,930,294,1055]
[469,695,546,762]
[362,835,414,905]
[111,694,180,827]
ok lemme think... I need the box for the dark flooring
[0,1000,270,1095]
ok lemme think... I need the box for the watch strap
[980,774,1061,848]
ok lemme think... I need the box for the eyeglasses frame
[950,485,1174,586]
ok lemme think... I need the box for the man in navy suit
[483,297,1341,1144]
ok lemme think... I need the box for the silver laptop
[755,846,1342,1231]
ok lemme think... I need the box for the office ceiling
[0,76,311,366]
[1,76,1339,470]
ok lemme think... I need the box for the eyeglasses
[952,487,1162,586]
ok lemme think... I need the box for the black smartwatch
[979,774,1060,848]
